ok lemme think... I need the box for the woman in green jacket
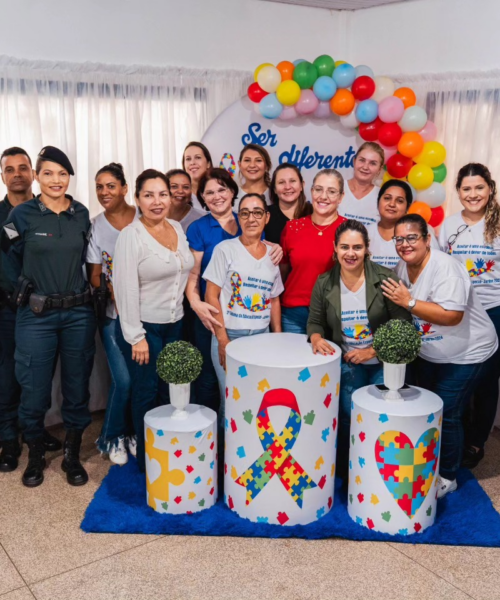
[307,219,413,477]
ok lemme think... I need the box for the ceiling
[260,0,414,10]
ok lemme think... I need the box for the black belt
[29,288,92,314]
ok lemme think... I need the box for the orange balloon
[394,87,417,109]
[277,61,295,81]
[408,201,432,223]
[330,89,355,116]
[398,132,425,158]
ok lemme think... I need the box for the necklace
[310,216,337,236]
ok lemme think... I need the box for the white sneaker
[109,437,128,466]
[436,475,457,499]
[126,436,137,457]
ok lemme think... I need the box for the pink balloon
[313,101,331,119]
[419,120,438,142]
[378,96,405,124]
[279,105,298,121]
[380,143,398,161]
[295,89,319,115]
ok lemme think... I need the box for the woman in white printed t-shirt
[439,163,500,468]
[204,193,283,415]
[382,214,498,499]
[165,169,205,233]
[86,163,139,465]
[182,141,212,211]
[339,142,384,227]
[368,179,439,269]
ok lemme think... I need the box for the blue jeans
[281,306,309,334]
[117,317,183,472]
[415,357,485,480]
[193,315,220,413]
[467,305,500,448]
[96,317,132,452]
[0,306,20,442]
[338,359,384,478]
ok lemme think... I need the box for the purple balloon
[295,89,319,115]
[378,96,405,124]
[313,101,332,119]
[279,105,298,121]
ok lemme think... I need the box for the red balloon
[351,76,375,101]
[359,117,383,142]
[429,205,445,228]
[248,82,268,103]
[386,153,413,179]
[378,123,403,147]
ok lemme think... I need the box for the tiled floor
[1,414,499,600]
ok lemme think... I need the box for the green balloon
[313,54,335,78]
[432,163,447,183]
[293,61,319,90]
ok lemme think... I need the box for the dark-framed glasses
[447,224,468,249]
[238,208,266,220]
[393,234,423,246]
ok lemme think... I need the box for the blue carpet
[81,458,500,546]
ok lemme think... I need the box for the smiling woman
[235,144,273,212]
[182,142,213,211]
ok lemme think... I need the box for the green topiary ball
[156,341,203,385]
[373,319,421,365]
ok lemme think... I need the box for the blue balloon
[313,76,337,102]
[355,64,375,79]
[356,99,379,123]
[293,59,306,66]
[259,93,283,119]
[332,63,356,89]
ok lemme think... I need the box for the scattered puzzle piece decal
[371,494,379,505]
[174,450,182,458]
[379,413,389,423]
[382,511,391,522]
[320,373,330,387]
[231,466,238,480]
[170,437,179,445]
[321,427,330,442]
[318,475,326,489]
[355,475,362,485]
[315,456,324,470]
[298,368,311,382]
[328,497,333,508]
[367,518,375,530]
[157,430,164,437]
[198,453,206,462]
[357,413,363,424]
[257,378,270,392]
[198,499,205,507]
[359,432,366,442]
[324,393,332,408]
[243,410,253,424]
[194,431,202,439]
[317,507,325,519]
[304,410,316,425]
[233,387,241,401]
[161,502,168,510]
[277,512,289,525]
[230,419,237,433]
[188,492,196,500]
[257,516,269,523]
[186,465,194,473]
[238,365,248,378]
[189,446,196,454]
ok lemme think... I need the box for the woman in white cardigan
[114,169,194,471]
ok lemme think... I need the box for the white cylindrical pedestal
[348,385,443,535]
[144,404,217,514]
[224,333,341,526]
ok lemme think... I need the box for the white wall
[0,0,341,70]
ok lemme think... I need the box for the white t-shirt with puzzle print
[340,279,378,365]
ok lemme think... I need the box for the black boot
[42,429,62,452]
[22,438,46,487]
[0,438,21,472]
[61,430,88,486]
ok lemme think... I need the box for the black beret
[38,146,74,176]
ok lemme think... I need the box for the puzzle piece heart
[375,428,440,519]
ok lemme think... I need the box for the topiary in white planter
[156,341,203,419]
[372,319,421,400]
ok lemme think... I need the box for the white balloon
[416,182,446,208]
[257,66,281,94]
[355,65,375,79]
[340,110,360,129]
[399,106,428,132]
[372,76,395,103]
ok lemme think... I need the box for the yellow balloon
[382,171,405,184]
[335,60,347,66]
[276,80,301,106]
[408,164,434,191]
[414,141,447,168]
[254,63,273,82]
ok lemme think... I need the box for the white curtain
[393,69,500,216]
[0,55,251,217]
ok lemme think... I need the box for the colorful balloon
[432,163,447,183]
[429,205,445,228]
[277,61,295,81]
[382,171,405,184]
[276,80,301,106]
[414,141,447,168]
[372,76,395,102]
[254,62,273,82]
[408,201,432,223]
[293,59,306,66]
[333,63,356,89]
[335,60,347,67]
[380,144,398,162]
[399,106,428,132]
[293,61,318,90]
[355,65,375,79]
[313,54,335,78]
[247,82,268,104]
[313,101,332,119]
[259,93,283,119]
[378,123,403,147]
[408,164,434,190]
[313,76,337,101]
[330,89,355,116]
[416,182,446,208]
[295,89,319,115]
[359,117,383,142]
[386,153,413,179]
[340,109,360,129]
[351,76,375,100]
[393,87,417,109]
[419,120,438,142]
[378,96,405,124]
[356,99,378,123]
[398,132,425,158]
[279,105,298,121]
[257,66,282,93]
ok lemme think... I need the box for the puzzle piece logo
[375,428,440,519]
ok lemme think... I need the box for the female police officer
[1,146,96,487]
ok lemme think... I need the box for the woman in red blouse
[280,168,346,333]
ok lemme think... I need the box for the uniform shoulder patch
[2,222,20,240]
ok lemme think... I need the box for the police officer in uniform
[1,146,96,487]
[0,147,62,472]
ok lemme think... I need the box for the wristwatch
[408,297,416,311]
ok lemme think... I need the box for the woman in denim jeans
[307,219,412,480]
[86,163,138,465]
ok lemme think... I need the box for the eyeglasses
[392,234,423,246]
[238,208,266,220]
[447,224,468,249]
[203,187,229,200]
[311,186,341,200]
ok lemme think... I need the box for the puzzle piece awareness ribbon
[235,389,317,508]
[227,272,270,312]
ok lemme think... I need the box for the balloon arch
[247,56,447,228]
